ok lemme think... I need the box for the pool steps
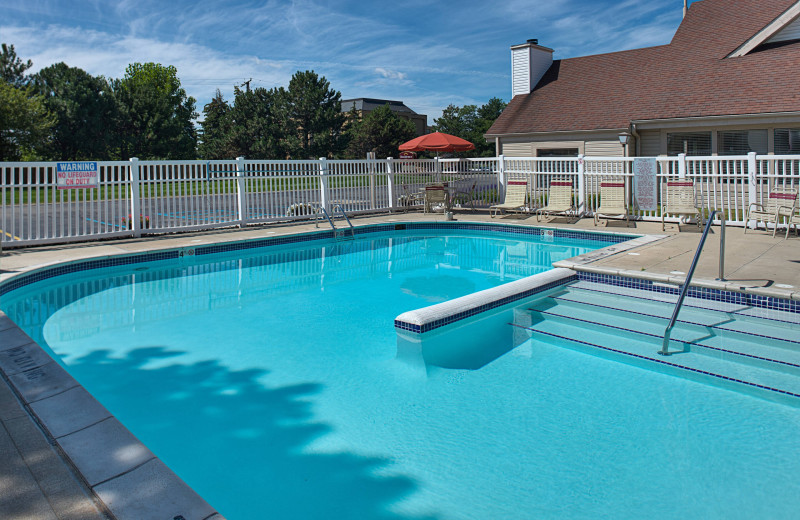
[535,296,800,369]
[514,281,800,405]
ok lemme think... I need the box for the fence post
[367,152,376,209]
[677,153,687,179]
[577,154,586,215]
[747,151,758,229]
[387,157,396,212]
[129,157,141,238]
[235,157,247,228]
[319,157,330,212]
[498,154,507,203]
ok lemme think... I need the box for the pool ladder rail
[659,209,720,356]
[317,204,355,240]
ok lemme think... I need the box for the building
[341,98,427,136]
[487,0,800,157]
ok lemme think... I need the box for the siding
[767,16,800,43]
[639,130,662,156]
[585,140,622,157]
[511,48,530,97]
[502,141,533,156]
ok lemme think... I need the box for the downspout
[630,123,641,157]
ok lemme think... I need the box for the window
[774,128,800,154]
[536,148,579,157]
[667,132,711,156]
[718,130,767,155]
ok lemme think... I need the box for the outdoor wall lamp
[618,132,631,156]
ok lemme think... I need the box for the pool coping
[0,220,796,519]
[0,316,224,520]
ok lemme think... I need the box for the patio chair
[424,184,448,213]
[661,179,703,231]
[744,186,798,238]
[593,180,630,227]
[785,208,800,239]
[399,184,424,212]
[490,180,528,217]
[451,182,477,212]
[536,179,577,222]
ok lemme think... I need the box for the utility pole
[241,78,252,92]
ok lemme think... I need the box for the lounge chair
[536,179,577,222]
[424,184,448,213]
[744,186,798,238]
[490,180,528,217]
[661,179,703,231]
[593,180,630,227]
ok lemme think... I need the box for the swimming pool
[3,224,799,519]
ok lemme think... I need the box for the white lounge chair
[661,179,703,231]
[745,186,798,238]
[490,180,528,217]
[594,180,630,227]
[536,179,576,222]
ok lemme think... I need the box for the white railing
[2,152,799,247]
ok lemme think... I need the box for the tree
[282,71,346,159]
[432,98,507,157]
[345,104,416,159]
[31,63,119,160]
[113,62,197,159]
[473,97,507,156]
[433,104,477,140]
[0,80,54,160]
[227,86,294,159]
[0,43,32,87]
[198,89,237,159]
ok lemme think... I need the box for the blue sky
[2,0,690,123]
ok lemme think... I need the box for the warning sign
[56,162,99,189]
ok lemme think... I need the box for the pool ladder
[659,210,720,356]
[318,204,354,240]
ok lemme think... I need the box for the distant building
[487,0,800,157]
[341,98,427,136]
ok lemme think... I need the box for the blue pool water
[3,229,800,519]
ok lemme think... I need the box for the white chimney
[511,39,554,98]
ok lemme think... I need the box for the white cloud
[375,68,407,81]
[0,24,293,105]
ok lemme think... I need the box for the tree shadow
[67,346,437,520]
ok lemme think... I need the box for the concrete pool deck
[1,210,798,519]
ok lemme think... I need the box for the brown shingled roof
[488,0,800,136]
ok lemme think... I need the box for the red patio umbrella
[399,132,475,153]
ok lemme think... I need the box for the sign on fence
[633,158,657,211]
[56,162,99,189]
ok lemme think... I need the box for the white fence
[1,153,798,247]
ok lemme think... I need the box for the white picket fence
[1,153,798,247]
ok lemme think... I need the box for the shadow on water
[66,346,438,520]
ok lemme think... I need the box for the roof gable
[727,2,800,56]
